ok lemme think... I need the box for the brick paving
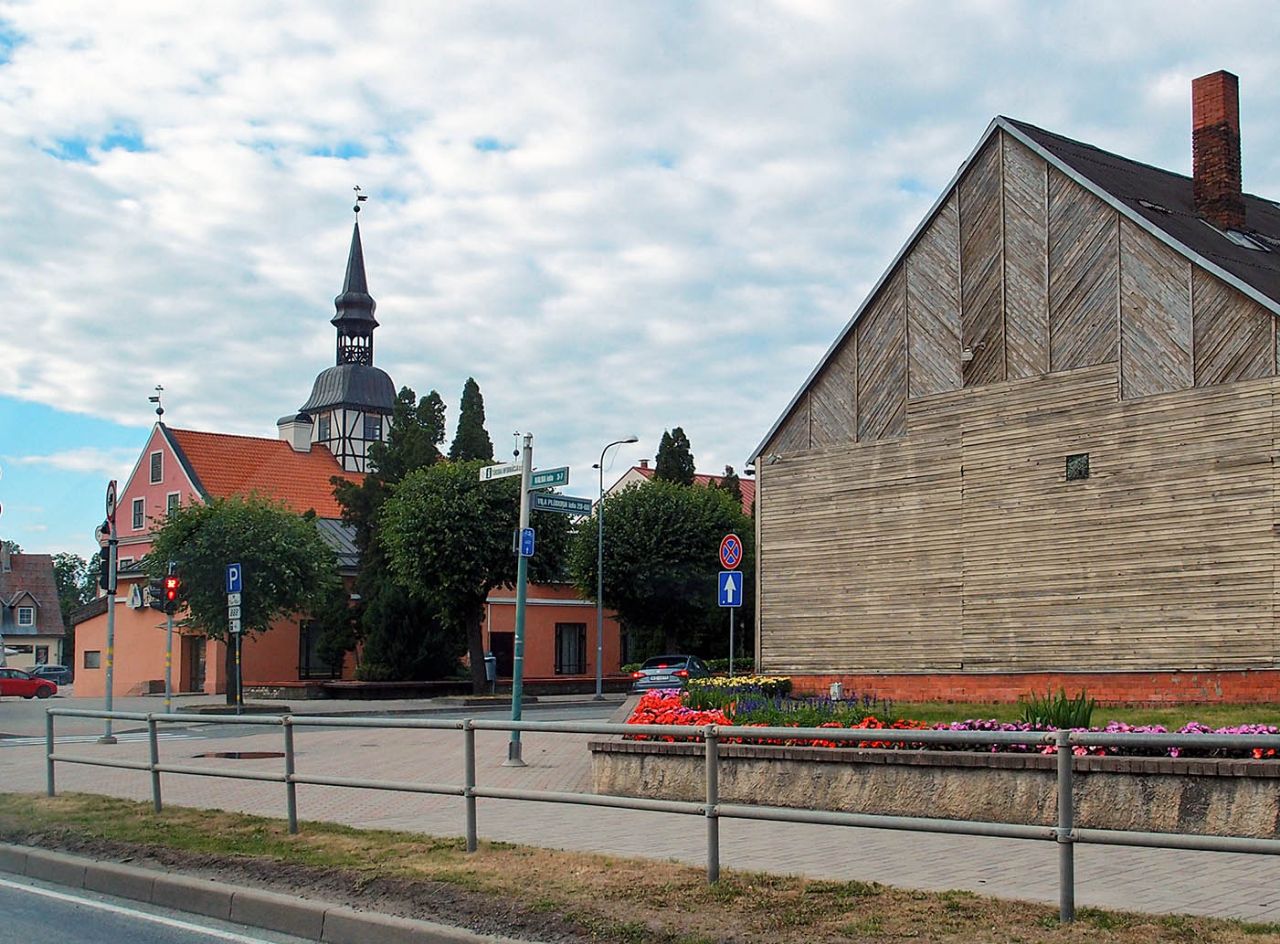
[4,718,1280,923]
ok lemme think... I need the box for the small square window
[132,497,145,530]
[1066,453,1090,481]
[17,606,34,626]
[363,415,383,440]
[150,451,163,484]
[84,651,102,669]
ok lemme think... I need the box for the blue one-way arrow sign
[719,570,742,608]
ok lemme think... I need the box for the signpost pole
[99,481,118,745]
[236,633,243,716]
[505,433,533,767]
[729,609,735,679]
[165,611,174,714]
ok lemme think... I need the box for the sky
[2,1,1279,557]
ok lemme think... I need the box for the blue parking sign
[718,570,742,607]
[226,563,242,594]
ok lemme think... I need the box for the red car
[0,667,57,699]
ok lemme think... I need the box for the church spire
[331,196,378,366]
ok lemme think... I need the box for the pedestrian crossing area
[0,731,198,748]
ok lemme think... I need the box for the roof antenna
[353,185,368,214]
[148,384,165,420]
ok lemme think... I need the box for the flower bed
[626,688,1280,759]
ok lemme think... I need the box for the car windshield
[641,657,687,670]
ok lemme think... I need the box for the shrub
[1018,687,1096,729]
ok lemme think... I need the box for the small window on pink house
[132,498,145,530]
[150,451,163,484]
[167,492,180,516]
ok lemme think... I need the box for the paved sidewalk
[4,719,1280,924]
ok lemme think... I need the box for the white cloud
[1,0,1279,534]
[7,447,139,479]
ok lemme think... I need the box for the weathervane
[353,185,368,214]
[148,384,165,419]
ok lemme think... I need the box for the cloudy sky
[2,1,1278,556]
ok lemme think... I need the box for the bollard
[705,726,720,884]
[464,722,478,853]
[148,715,162,812]
[45,712,55,797]
[1056,729,1075,923]
[283,717,298,834]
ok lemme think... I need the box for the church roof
[165,427,354,518]
[331,220,377,327]
[299,363,396,413]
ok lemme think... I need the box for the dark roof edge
[748,116,1280,463]
[160,425,210,501]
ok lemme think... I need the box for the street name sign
[479,461,523,482]
[530,467,570,490]
[531,493,593,516]
[719,570,743,608]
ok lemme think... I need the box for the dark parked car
[630,655,711,692]
[0,667,57,699]
[31,664,72,686]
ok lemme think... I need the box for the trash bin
[484,652,497,693]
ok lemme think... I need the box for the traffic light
[98,546,112,591]
[163,575,180,614]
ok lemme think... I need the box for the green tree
[449,377,494,462]
[380,460,571,692]
[654,427,696,485]
[717,465,742,506]
[145,495,340,704]
[569,478,752,657]
[51,551,96,665]
[332,385,461,681]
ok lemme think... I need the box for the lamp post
[595,436,638,700]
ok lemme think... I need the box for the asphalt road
[0,876,312,944]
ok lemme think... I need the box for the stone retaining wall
[589,739,1280,838]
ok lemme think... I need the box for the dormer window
[150,451,163,483]
[17,606,34,626]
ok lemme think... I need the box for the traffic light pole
[164,611,174,714]
[99,521,118,745]
[504,433,533,768]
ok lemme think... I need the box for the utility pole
[99,480,119,745]
[164,562,175,713]
[505,433,533,767]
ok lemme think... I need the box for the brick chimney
[1192,70,1245,231]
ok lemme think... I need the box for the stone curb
[0,842,529,943]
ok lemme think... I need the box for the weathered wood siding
[907,192,961,398]
[759,365,1280,674]
[1119,220,1192,398]
[1193,269,1274,386]
[1048,170,1118,371]
[1002,135,1049,379]
[960,138,1005,387]
[856,268,907,442]
[809,333,857,449]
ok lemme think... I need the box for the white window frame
[150,450,163,484]
[167,491,181,515]
[132,497,145,530]
[16,606,34,627]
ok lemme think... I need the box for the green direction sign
[531,493,593,516]
[530,466,569,490]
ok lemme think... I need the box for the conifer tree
[654,427,696,485]
[449,377,494,462]
[718,465,742,505]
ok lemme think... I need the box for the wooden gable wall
[764,129,1277,460]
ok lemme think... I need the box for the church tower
[295,206,396,473]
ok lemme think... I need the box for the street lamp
[595,436,639,700]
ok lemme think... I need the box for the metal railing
[43,708,1280,924]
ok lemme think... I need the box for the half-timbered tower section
[751,72,1280,702]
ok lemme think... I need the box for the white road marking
[0,875,284,942]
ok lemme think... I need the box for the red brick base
[792,670,1280,705]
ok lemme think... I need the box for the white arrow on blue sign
[719,570,743,607]
[226,563,242,594]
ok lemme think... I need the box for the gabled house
[609,460,756,515]
[0,542,66,669]
[73,216,390,698]
[750,71,1280,703]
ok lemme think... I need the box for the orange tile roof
[630,466,755,515]
[167,428,357,518]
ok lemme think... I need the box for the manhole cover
[193,751,285,759]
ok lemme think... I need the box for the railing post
[283,717,298,835]
[464,721,477,853]
[45,711,55,797]
[1055,728,1075,924]
[705,725,720,884]
[147,715,162,813]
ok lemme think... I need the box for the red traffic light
[164,575,179,602]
